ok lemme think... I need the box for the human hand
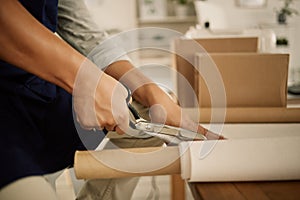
[102,61,225,139]
[73,60,129,134]
[137,85,224,140]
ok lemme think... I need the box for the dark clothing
[20,0,58,32]
[0,0,104,188]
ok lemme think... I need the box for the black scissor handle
[124,84,132,104]
[122,84,141,121]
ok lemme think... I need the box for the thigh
[76,177,139,200]
[0,176,59,200]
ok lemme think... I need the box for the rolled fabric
[74,128,300,181]
[179,136,300,182]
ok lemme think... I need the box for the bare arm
[104,61,223,139]
[0,0,129,133]
[0,0,84,93]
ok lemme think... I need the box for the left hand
[104,61,225,140]
[134,84,225,140]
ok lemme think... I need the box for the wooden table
[189,181,300,200]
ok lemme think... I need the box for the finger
[205,131,219,140]
[104,124,117,132]
[84,125,103,131]
[205,130,226,140]
[102,124,126,135]
[91,127,104,132]
[111,95,130,134]
[197,125,225,140]
[115,126,126,135]
[197,125,208,136]
[149,104,167,124]
[76,115,102,131]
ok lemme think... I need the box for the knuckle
[105,118,116,127]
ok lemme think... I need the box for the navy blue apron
[0,0,104,188]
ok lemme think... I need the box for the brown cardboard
[196,53,289,107]
[173,37,259,107]
[183,107,300,123]
[193,37,259,53]
[175,37,259,53]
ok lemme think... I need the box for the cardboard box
[194,107,300,123]
[174,37,259,53]
[195,53,289,107]
[173,37,259,107]
[194,37,258,53]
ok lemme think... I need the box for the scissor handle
[124,84,132,104]
[122,85,141,121]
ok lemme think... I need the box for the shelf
[138,16,197,24]
[258,22,292,29]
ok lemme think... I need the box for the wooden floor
[189,181,300,200]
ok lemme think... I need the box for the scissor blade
[178,127,207,141]
[135,122,206,141]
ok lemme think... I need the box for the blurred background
[84,0,300,90]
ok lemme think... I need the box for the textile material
[19,0,58,32]
[0,76,105,188]
[0,0,109,189]
[0,0,157,197]
[76,177,140,200]
[76,101,165,200]
[75,137,164,200]
[57,0,131,69]
[0,176,59,200]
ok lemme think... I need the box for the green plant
[178,0,188,5]
[144,0,153,4]
[276,0,299,24]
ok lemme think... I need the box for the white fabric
[180,124,300,182]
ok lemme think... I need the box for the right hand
[73,59,129,134]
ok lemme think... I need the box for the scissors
[124,86,207,145]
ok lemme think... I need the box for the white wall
[195,0,299,28]
[194,0,300,82]
[84,0,300,82]
[84,0,137,31]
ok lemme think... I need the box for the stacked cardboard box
[196,53,289,108]
[173,37,300,123]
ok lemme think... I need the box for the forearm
[104,60,165,106]
[0,0,87,93]
[105,60,224,138]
